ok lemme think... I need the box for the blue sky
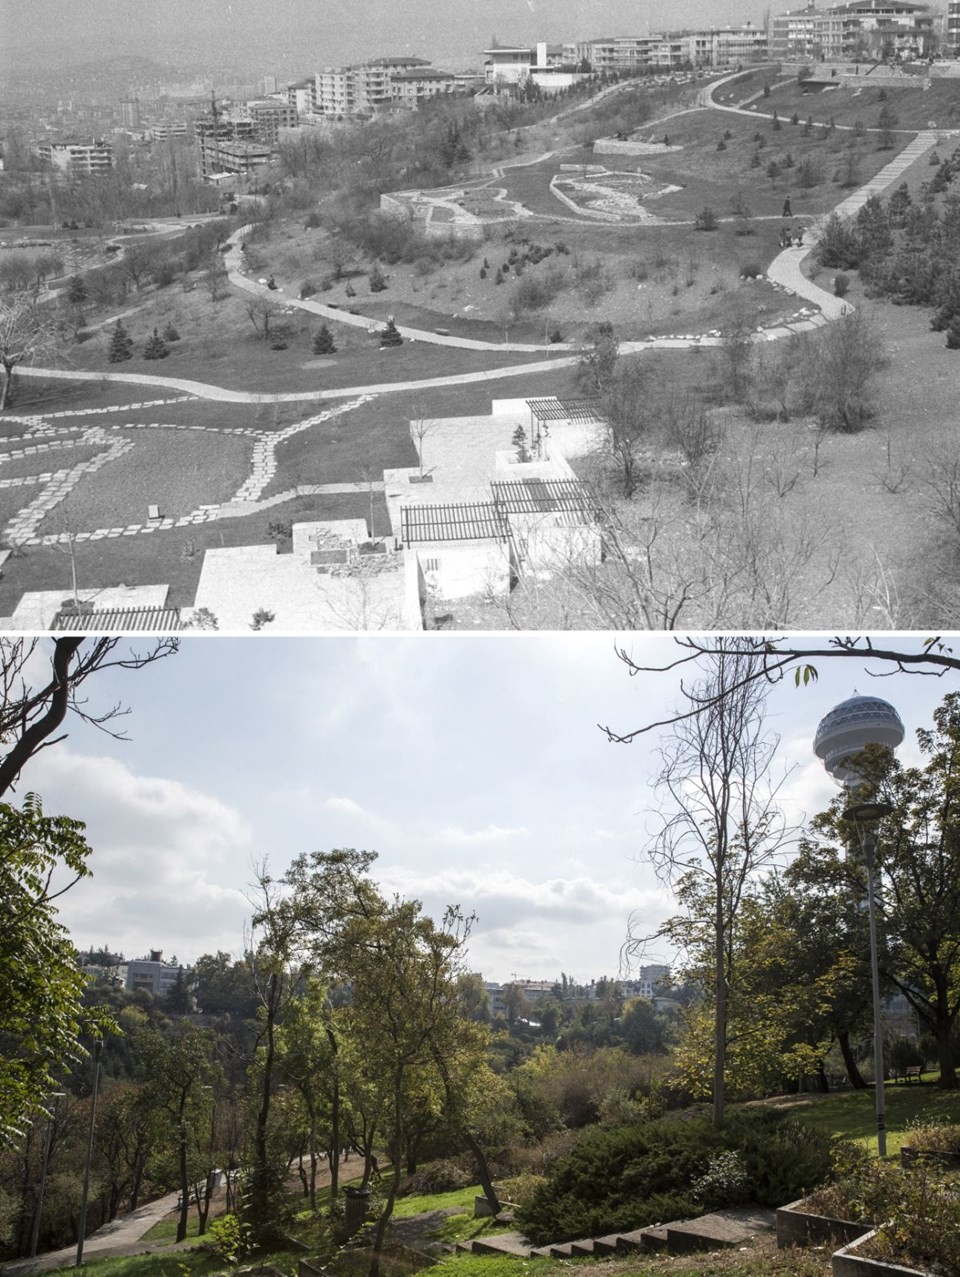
[21,633,958,984]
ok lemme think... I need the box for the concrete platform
[665,1207,777,1254]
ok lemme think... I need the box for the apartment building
[573,25,767,72]
[771,0,937,60]
[38,138,114,176]
[286,81,317,116]
[391,66,457,106]
[233,98,299,142]
[124,950,193,999]
[949,0,960,51]
[314,56,443,118]
[195,116,269,179]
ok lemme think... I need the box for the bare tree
[0,637,178,797]
[244,296,282,342]
[410,404,437,481]
[599,359,657,498]
[624,640,795,1125]
[0,292,63,410]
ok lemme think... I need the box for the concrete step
[468,1232,535,1258]
[665,1207,777,1255]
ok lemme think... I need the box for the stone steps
[457,1205,776,1261]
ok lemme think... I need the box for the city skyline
[3,0,898,79]
[21,634,958,985]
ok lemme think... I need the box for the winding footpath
[6,82,955,556]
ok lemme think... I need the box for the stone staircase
[454,1206,777,1260]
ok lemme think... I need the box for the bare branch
[600,636,959,743]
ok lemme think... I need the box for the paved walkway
[0,1191,182,1276]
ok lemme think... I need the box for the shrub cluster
[516,1108,834,1244]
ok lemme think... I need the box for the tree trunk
[935,1017,957,1089]
[176,1116,190,1243]
[713,906,727,1127]
[327,1027,340,1201]
[368,1085,403,1277]
[838,1029,869,1089]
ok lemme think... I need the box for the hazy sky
[6,0,822,77]
[17,633,957,984]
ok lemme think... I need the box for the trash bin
[343,1185,370,1234]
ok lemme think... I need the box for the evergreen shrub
[515,1109,833,1245]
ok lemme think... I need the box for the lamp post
[29,1091,66,1258]
[842,800,893,1158]
[76,1040,102,1266]
[814,693,904,1160]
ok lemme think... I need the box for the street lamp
[76,1039,102,1266]
[814,693,905,1160]
[842,800,893,1158]
[30,1092,66,1258]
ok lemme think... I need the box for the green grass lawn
[760,1085,960,1156]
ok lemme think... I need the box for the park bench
[147,503,161,522]
[905,1064,924,1083]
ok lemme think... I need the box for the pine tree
[162,323,181,342]
[312,324,337,355]
[67,275,87,308]
[379,317,403,347]
[107,319,133,363]
[368,261,387,292]
[143,327,169,360]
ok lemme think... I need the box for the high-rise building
[119,98,140,129]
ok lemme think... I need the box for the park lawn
[764,1085,960,1157]
[768,76,960,133]
[265,402,416,495]
[640,109,914,218]
[66,308,568,394]
[30,428,252,534]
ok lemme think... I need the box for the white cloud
[24,748,254,960]
[437,824,528,845]
[323,796,366,815]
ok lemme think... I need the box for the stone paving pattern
[0,397,373,548]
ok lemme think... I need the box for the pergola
[524,398,605,449]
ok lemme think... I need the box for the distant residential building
[770,5,823,59]
[150,121,190,142]
[949,0,960,52]
[235,98,299,142]
[623,964,672,999]
[196,114,271,179]
[391,67,457,106]
[119,98,140,129]
[771,1,936,61]
[483,42,570,84]
[314,56,451,119]
[124,949,193,998]
[574,25,767,72]
[286,81,317,116]
[38,138,114,176]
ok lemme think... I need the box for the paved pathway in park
[0,1191,182,1276]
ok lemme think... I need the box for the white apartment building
[38,138,114,176]
[771,0,936,60]
[314,56,440,118]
